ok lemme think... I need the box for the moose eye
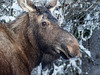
[41,22,47,27]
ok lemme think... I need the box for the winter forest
[0,0,100,75]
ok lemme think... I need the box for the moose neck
[21,13,41,71]
[9,12,41,71]
[23,29,41,71]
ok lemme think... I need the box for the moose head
[17,0,80,68]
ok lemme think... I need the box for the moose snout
[58,42,80,59]
[66,43,80,57]
[56,31,80,59]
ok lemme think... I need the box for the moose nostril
[61,44,72,58]
[61,44,78,58]
[67,50,75,58]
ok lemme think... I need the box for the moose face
[17,0,80,68]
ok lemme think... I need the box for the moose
[0,0,80,75]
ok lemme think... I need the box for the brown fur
[0,13,41,75]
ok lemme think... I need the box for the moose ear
[46,0,57,12]
[17,0,36,12]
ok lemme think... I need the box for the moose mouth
[55,46,73,59]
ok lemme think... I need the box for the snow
[42,69,49,75]
[53,1,65,26]
[67,58,82,74]
[52,63,65,75]
[2,4,6,8]
[31,63,42,75]
[11,1,23,16]
[79,45,91,57]
[85,14,92,20]
[0,16,15,22]
[12,1,22,11]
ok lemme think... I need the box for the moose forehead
[36,6,58,23]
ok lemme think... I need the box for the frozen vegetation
[0,0,100,75]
